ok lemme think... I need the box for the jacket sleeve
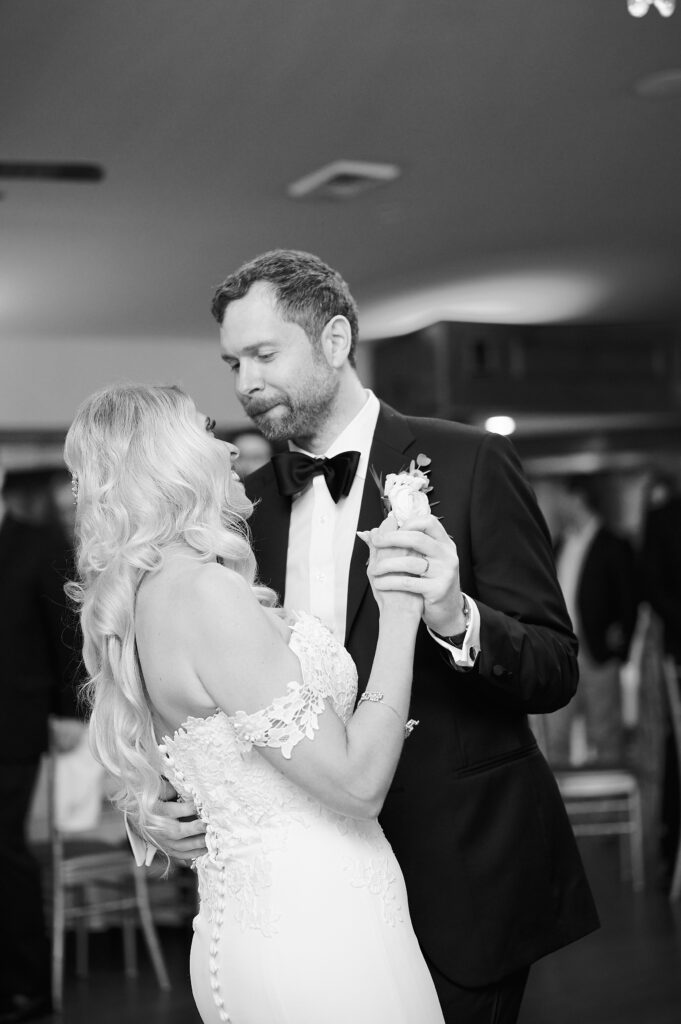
[465,432,579,713]
[38,530,83,719]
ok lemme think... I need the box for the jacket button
[492,664,506,677]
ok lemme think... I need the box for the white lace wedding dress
[159,611,444,1024]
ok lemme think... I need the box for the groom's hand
[368,513,465,636]
[151,779,208,863]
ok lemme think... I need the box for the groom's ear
[320,315,352,369]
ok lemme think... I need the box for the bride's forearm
[341,613,419,816]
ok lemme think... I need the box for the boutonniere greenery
[370,453,434,527]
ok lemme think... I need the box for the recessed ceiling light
[633,68,681,99]
[484,416,516,436]
[627,0,676,15]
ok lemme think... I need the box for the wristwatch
[433,593,471,649]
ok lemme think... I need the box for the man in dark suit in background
[206,250,599,1023]
[642,488,681,881]
[0,467,81,1024]
[543,475,639,767]
[643,489,681,666]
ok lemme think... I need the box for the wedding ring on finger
[421,556,430,576]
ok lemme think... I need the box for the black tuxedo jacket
[0,513,80,764]
[246,403,599,986]
[575,526,639,664]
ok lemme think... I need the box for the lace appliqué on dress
[230,680,327,759]
[196,850,279,934]
[288,611,356,725]
[343,854,404,926]
[338,817,404,926]
[160,720,285,938]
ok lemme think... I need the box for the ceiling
[2,0,681,339]
[1,0,681,456]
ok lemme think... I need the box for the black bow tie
[272,450,361,503]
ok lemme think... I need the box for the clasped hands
[360,511,466,637]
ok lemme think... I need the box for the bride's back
[135,549,293,739]
[135,551,229,736]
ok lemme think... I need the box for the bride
[64,382,444,1024]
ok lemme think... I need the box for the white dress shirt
[284,391,380,641]
[284,390,480,666]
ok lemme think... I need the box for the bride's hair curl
[64,381,277,854]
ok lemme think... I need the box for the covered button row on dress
[208,860,230,1022]
[159,741,229,1020]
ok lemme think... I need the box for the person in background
[1,469,57,525]
[642,477,681,883]
[48,470,78,542]
[149,250,599,1024]
[0,465,82,1024]
[643,476,681,665]
[543,474,639,766]
[228,427,274,479]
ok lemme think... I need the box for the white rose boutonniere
[372,454,433,527]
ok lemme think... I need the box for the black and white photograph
[1,3,681,1022]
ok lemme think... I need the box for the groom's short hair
[211,249,359,367]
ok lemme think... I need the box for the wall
[1,335,244,430]
[0,335,374,466]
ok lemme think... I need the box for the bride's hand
[359,515,424,620]
[367,512,464,637]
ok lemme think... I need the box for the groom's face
[219,281,338,444]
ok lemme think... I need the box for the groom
[204,250,599,1022]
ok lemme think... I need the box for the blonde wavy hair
[64,381,276,850]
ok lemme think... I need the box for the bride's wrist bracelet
[357,691,419,737]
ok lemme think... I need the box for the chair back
[662,658,681,789]
[46,719,127,848]
[39,720,171,1010]
[661,658,681,900]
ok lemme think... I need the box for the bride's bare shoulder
[184,565,285,677]
[182,562,264,633]
[137,559,257,624]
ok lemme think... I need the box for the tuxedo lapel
[247,466,291,602]
[344,403,415,642]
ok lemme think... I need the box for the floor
[52,838,681,1023]
[61,926,199,1024]
[519,841,681,1024]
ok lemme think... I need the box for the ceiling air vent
[287,160,400,200]
[0,162,104,182]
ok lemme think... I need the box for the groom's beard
[241,380,339,445]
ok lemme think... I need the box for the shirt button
[317,573,326,582]
[319,515,327,524]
